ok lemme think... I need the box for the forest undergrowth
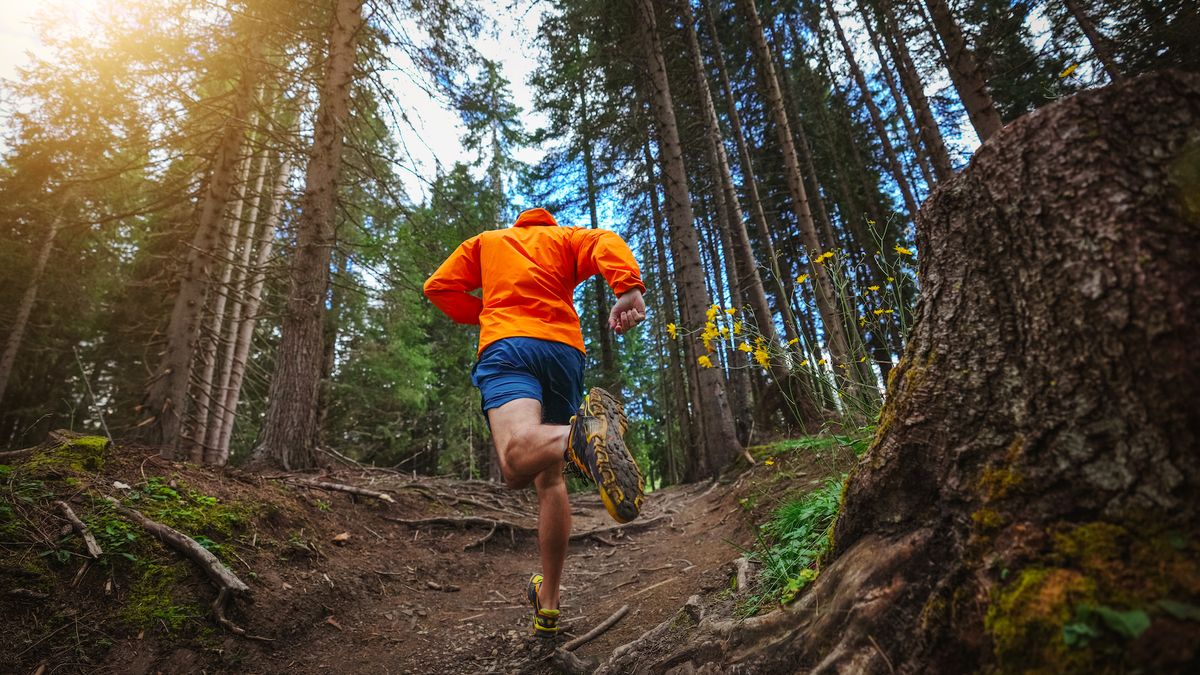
[0,429,861,673]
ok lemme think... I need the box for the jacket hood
[513,208,559,227]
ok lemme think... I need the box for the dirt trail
[3,439,857,674]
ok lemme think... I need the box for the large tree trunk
[636,0,742,478]
[923,0,1005,141]
[140,68,258,453]
[253,0,363,470]
[0,210,63,405]
[736,0,875,415]
[607,71,1200,674]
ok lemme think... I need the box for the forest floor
[1,433,861,674]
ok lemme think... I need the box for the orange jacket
[424,208,645,355]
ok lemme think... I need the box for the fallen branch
[289,479,396,503]
[55,501,103,558]
[562,604,629,652]
[103,497,268,641]
[0,447,34,461]
[462,522,498,550]
[386,514,670,546]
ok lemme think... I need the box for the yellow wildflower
[1059,63,1078,79]
[706,304,719,322]
[733,320,742,335]
[813,251,835,264]
[817,359,826,366]
[698,355,714,369]
[753,348,770,368]
[796,273,809,284]
[787,338,800,346]
[764,458,775,466]
[667,323,677,339]
[867,285,880,292]
[800,359,809,367]
[738,342,753,353]
[859,315,867,327]
[887,276,895,282]
[718,326,729,339]
[867,219,876,225]
[754,336,765,348]
[894,245,914,256]
[858,356,867,363]
[725,308,738,316]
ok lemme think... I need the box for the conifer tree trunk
[923,0,1004,141]
[1063,0,1123,82]
[254,0,363,470]
[0,209,64,406]
[140,67,258,454]
[213,155,291,464]
[699,1,805,348]
[824,0,920,219]
[636,0,742,477]
[186,149,255,463]
[207,147,272,464]
[877,0,954,181]
[684,1,809,417]
[736,0,873,414]
[645,138,698,478]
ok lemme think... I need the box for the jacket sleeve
[571,228,646,296]
[424,236,484,324]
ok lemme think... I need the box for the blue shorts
[471,337,585,425]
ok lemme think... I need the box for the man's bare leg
[487,398,570,611]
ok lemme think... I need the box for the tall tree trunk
[213,155,291,465]
[645,137,698,480]
[877,0,954,181]
[140,67,258,454]
[0,209,64,405]
[699,0,805,349]
[824,0,920,219]
[207,146,272,464]
[736,0,873,415]
[636,0,742,477]
[853,0,935,189]
[923,0,1004,141]
[1063,0,1123,82]
[254,0,363,469]
[186,148,255,463]
[603,70,1200,675]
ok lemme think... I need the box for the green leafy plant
[741,475,845,615]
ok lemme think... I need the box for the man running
[423,207,647,638]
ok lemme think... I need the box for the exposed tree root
[55,500,102,558]
[282,478,396,503]
[385,514,670,547]
[103,496,270,641]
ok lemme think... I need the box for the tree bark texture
[140,67,258,454]
[254,0,364,470]
[636,0,742,478]
[614,71,1200,674]
[923,0,1004,141]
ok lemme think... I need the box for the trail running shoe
[527,573,560,637]
[565,387,645,524]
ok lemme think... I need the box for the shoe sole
[583,387,644,524]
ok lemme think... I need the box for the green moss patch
[121,561,202,633]
[22,436,109,477]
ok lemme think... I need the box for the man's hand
[608,289,647,334]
